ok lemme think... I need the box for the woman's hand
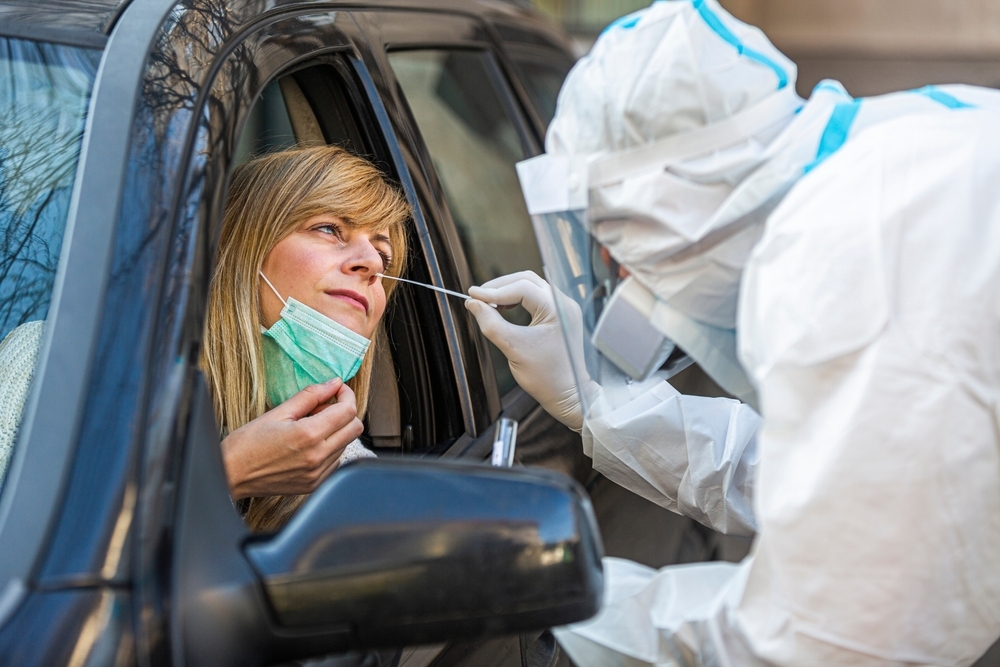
[221,378,364,500]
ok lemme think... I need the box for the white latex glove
[466,271,593,432]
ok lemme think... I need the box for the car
[0,0,747,665]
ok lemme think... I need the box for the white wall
[720,0,1000,96]
[724,0,1000,57]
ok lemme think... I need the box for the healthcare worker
[465,1,1000,664]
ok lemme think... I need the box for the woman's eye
[378,252,392,271]
[315,223,343,239]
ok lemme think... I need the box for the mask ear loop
[259,271,288,306]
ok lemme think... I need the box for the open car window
[0,37,100,490]
[227,59,462,461]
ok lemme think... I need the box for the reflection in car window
[389,49,543,396]
[511,57,573,128]
[233,79,297,165]
[0,38,100,484]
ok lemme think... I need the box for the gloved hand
[466,271,593,432]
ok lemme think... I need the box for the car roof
[0,0,561,50]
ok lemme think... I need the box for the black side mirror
[173,377,603,667]
[247,459,603,645]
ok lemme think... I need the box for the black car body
[0,0,742,664]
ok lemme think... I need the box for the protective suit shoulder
[737,110,1000,664]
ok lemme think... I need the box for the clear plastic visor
[530,209,692,419]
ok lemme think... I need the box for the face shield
[516,156,693,420]
[517,87,802,417]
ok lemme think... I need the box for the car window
[234,79,297,164]
[509,54,574,128]
[388,49,543,396]
[0,37,100,487]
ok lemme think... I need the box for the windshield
[0,37,101,483]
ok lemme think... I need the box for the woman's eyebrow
[372,232,392,246]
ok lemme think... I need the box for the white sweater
[0,321,44,482]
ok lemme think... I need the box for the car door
[128,7,492,665]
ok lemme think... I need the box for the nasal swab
[376,273,472,301]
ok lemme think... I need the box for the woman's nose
[345,238,383,276]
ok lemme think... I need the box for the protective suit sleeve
[553,557,755,667]
[584,380,759,538]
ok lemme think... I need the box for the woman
[202,145,409,532]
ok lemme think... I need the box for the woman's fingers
[298,415,362,492]
[333,381,357,410]
[313,418,364,484]
[276,378,343,419]
[298,383,360,454]
[224,381,363,498]
[298,383,357,438]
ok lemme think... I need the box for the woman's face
[260,214,392,338]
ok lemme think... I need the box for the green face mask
[259,272,371,407]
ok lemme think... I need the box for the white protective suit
[575,77,1000,540]
[465,1,1000,664]
[556,108,1000,667]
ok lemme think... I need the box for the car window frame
[503,43,576,129]
[360,10,548,413]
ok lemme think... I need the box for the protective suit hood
[544,0,801,335]
[546,0,797,158]
[527,0,998,405]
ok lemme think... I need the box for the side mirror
[173,378,603,667]
[246,459,603,646]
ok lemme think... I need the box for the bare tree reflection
[0,39,100,340]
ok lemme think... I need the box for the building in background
[532,0,647,41]
[534,0,1000,96]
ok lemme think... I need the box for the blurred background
[531,0,1000,97]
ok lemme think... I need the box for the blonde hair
[202,145,410,532]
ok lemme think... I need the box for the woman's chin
[318,306,371,339]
